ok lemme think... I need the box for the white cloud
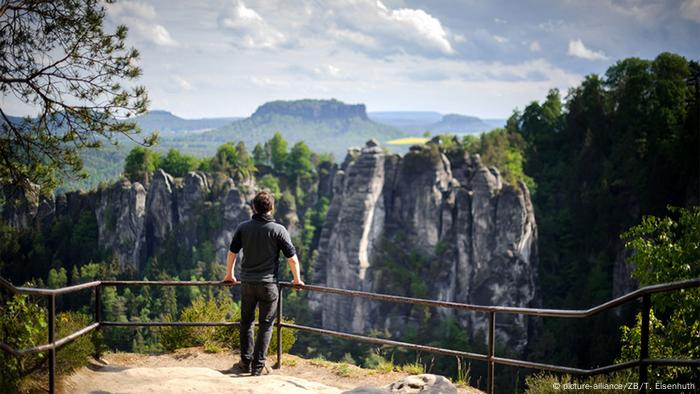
[681,0,700,23]
[174,76,192,91]
[529,41,542,52]
[108,1,157,20]
[385,5,454,54]
[107,1,178,47]
[221,0,455,57]
[453,34,467,43]
[313,64,343,78]
[567,39,608,60]
[493,35,508,44]
[152,25,178,47]
[107,1,179,47]
[219,0,287,49]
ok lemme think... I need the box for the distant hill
[428,114,491,134]
[368,111,443,129]
[369,111,505,135]
[170,99,405,160]
[134,110,240,134]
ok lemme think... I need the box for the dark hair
[253,191,274,213]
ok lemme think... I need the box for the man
[223,191,304,376]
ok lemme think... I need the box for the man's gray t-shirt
[229,213,296,283]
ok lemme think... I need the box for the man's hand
[223,273,237,283]
[292,278,305,286]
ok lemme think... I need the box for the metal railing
[1,276,699,394]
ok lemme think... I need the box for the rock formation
[313,140,539,352]
[252,99,368,121]
[95,179,146,269]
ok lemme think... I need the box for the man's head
[253,191,274,214]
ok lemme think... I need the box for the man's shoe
[233,361,251,374]
[251,366,270,376]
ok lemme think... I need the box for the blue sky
[6,0,700,119]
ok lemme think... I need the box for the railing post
[94,285,102,360]
[48,293,56,394]
[487,311,495,394]
[274,284,283,369]
[639,294,650,393]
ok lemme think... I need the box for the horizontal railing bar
[3,278,698,318]
[642,358,700,367]
[54,323,100,349]
[491,357,700,376]
[101,280,239,287]
[491,356,591,375]
[0,278,101,296]
[0,322,100,355]
[280,322,489,361]
[101,321,241,327]
[0,342,22,357]
[279,279,700,317]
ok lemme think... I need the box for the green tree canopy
[253,143,271,167]
[124,147,159,183]
[619,207,700,381]
[0,0,153,198]
[210,142,256,180]
[269,132,288,173]
[287,141,313,181]
[158,148,199,177]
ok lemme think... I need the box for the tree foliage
[287,141,313,182]
[123,147,159,183]
[516,53,699,369]
[209,142,256,180]
[0,0,153,197]
[158,148,199,177]
[269,132,288,172]
[618,207,700,381]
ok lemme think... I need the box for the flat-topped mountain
[252,99,368,120]
[183,99,403,159]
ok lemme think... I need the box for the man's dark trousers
[240,282,278,371]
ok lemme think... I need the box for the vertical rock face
[95,179,146,269]
[313,141,539,352]
[214,178,255,263]
[316,143,385,332]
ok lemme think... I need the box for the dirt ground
[61,347,483,393]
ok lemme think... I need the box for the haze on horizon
[3,0,700,119]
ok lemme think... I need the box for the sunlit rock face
[313,140,539,353]
[95,178,146,269]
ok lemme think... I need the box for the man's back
[229,213,296,282]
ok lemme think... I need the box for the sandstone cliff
[312,140,539,352]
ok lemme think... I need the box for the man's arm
[287,255,304,286]
[225,225,242,282]
[224,251,237,282]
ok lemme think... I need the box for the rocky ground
[61,348,483,393]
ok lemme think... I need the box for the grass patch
[309,356,333,368]
[375,358,396,373]
[333,363,354,377]
[281,357,298,367]
[386,137,429,145]
[400,362,424,374]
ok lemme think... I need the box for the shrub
[0,295,95,392]
[158,295,296,354]
[524,371,636,394]
[158,297,239,352]
[363,351,396,373]
[400,362,425,374]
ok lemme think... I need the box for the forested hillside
[506,52,699,369]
